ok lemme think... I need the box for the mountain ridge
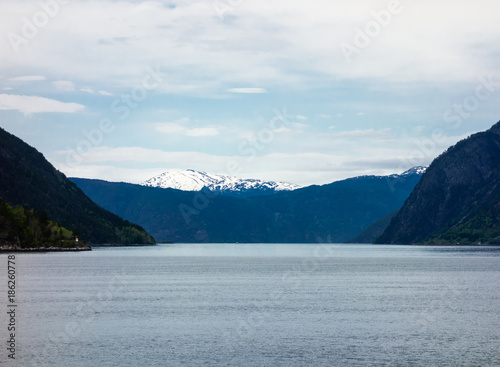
[141,169,301,197]
[0,127,155,245]
[71,167,424,243]
[376,120,500,244]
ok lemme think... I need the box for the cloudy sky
[1,0,499,186]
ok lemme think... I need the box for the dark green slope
[253,173,420,243]
[71,169,421,243]
[0,199,89,250]
[377,120,500,244]
[0,127,155,245]
[68,178,275,243]
[348,209,399,244]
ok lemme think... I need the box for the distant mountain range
[0,127,155,246]
[70,167,424,243]
[4,117,499,246]
[377,120,500,245]
[386,166,427,177]
[141,169,301,197]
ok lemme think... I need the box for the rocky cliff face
[377,121,500,244]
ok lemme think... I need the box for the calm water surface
[1,244,500,366]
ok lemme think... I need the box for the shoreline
[0,246,92,253]
[0,242,157,253]
[91,243,157,247]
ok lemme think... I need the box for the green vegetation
[428,209,500,245]
[376,120,500,245]
[0,199,88,250]
[0,127,156,245]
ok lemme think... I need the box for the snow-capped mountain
[349,166,427,181]
[141,169,301,197]
[141,167,426,197]
[387,166,428,178]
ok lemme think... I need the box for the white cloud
[59,146,223,165]
[1,0,497,186]
[184,127,220,137]
[3,87,13,91]
[55,164,169,184]
[0,94,85,115]
[51,147,420,186]
[0,0,497,94]
[9,76,46,81]
[155,118,220,137]
[291,122,308,130]
[77,88,113,96]
[52,128,472,186]
[155,122,187,135]
[53,80,75,92]
[328,129,393,139]
[296,115,307,120]
[227,88,267,94]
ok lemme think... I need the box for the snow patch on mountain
[349,166,427,182]
[141,169,301,193]
[141,167,426,195]
[388,166,428,178]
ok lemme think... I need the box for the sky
[0,0,499,186]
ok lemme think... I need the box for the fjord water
[2,244,500,366]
